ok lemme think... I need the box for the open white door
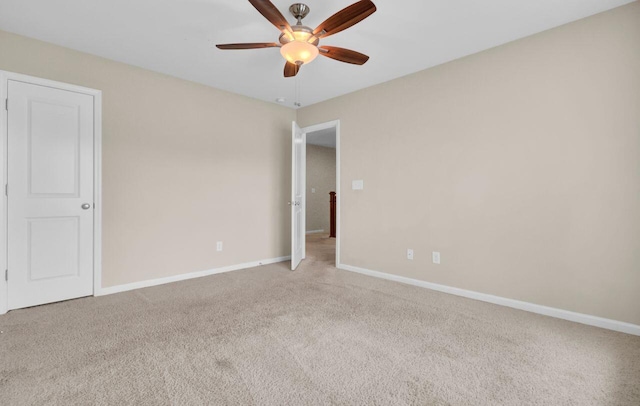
[291,122,305,270]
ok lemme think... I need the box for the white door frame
[0,71,103,314]
[301,120,341,266]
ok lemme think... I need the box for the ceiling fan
[216,0,377,77]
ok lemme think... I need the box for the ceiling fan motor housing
[279,25,319,46]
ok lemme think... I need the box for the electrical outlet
[311,188,316,193]
[407,249,414,260]
[432,251,440,264]
[216,241,223,252]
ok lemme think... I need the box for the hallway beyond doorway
[305,233,336,267]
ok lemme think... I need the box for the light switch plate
[432,251,440,264]
[217,241,223,252]
[352,180,364,190]
[311,188,316,193]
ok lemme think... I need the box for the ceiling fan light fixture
[280,40,319,65]
[216,0,376,77]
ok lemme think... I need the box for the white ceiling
[0,0,633,109]
[307,128,336,148]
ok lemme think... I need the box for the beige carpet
[1,233,639,405]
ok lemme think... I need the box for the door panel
[7,80,94,310]
[28,101,81,196]
[27,217,80,280]
[291,122,305,270]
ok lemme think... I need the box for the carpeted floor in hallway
[1,233,639,405]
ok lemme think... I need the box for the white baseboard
[306,229,325,234]
[97,256,291,296]
[337,263,640,337]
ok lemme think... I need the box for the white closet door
[7,80,95,310]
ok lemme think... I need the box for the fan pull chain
[294,75,302,107]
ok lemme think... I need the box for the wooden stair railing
[329,191,336,238]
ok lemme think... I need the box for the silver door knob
[81,203,91,210]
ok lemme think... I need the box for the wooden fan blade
[319,46,369,65]
[216,43,279,50]
[284,62,300,77]
[249,0,292,33]
[313,0,376,39]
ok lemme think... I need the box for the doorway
[0,71,103,314]
[290,120,340,270]
[305,126,337,265]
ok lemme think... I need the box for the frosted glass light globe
[280,41,319,65]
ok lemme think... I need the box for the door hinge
[4,184,7,197]
[4,270,7,282]
[4,98,7,111]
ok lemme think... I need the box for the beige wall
[298,3,640,325]
[0,30,295,288]
[306,145,336,233]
